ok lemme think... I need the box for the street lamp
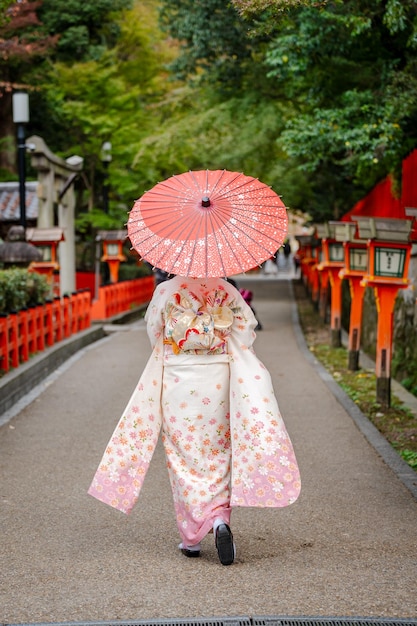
[101,141,112,213]
[12,92,30,230]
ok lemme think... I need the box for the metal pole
[16,123,27,230]
[102,160,109,213]
[94,237,101,300]
[101,141,112,214]
[13,92,29,231]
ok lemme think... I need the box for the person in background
[154,267,171,285]
[144,262,172,286]
[282,239,291,266]
[239,288,263,330]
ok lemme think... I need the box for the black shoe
[215,523,235,566]
[181,547,201,558]
[179,542,201,558]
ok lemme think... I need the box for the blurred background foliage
[0,268,50,313]
[1,0,417,235]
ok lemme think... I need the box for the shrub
[0,269,50,314]
[118,261,153,281]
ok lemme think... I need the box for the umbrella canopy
[127,169,288,278]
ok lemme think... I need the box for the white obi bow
[166,289,234,353]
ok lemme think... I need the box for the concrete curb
[0,304,148,417]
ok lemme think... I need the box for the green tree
[158,0,255,87]
[1,0,168,229]
[0,0,17,27]
[43,0,182,232]
[38,0,133,62]
[5,0,415,230]
[261,0,417,218]
[231,0,316,18]
[0,1,58,173]
[0,0,133,176]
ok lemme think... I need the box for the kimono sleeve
[144,281,172,347]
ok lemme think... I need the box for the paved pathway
[1,277,416,624]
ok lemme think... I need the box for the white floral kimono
[88,276,301,545]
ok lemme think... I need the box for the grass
[293,280,417,472]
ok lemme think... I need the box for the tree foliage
[261,1,417,217]
[158,0,255,86]
[231,0,318,18]
[1,0,174,227]
[2,0,417,229]
[0,1,57,88]
[38,0,133,62]
[0,1,59,171]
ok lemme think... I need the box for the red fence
[0,277,155,374]
[0,290,91,374]
[90,276,155,320]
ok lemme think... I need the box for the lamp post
[333,221,368,371]
[355,217,413,407]
[97,229,127,284]
[294,234,319,296]
[316,222,345,346]
[12,92,30,230]
[101,141,112,213]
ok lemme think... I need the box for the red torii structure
[342,148,417,226]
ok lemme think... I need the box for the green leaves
[0,269,50,314]
[258,1,417,217]
[231,0,314,17]
[3,0,417,230]
[280,90,403,175]
[159,0,253,85]
[129,94,289,194]
[38,0,133,62]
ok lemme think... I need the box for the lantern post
[97,230,127,284]
[316,223,345,347]
[333,221,368,370]
[310,237,322,310]
[295,234,320,300]
[355,217,413,407]
[26,227,65,296]
[12,92,29,231]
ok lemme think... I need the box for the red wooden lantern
[295,234,319,296]
[316,222,345,347]
[26,227,65,295]
[333,221,368,371]
[97,230,127,284]
[355,217,413,407]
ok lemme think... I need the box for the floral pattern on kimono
[88,276,301,523]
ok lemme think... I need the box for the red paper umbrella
[127,169,288,278]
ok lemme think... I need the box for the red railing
[0,290,91,373]
[90,276,155,320]
[0,277,155,374]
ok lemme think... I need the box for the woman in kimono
[88,275,301,566]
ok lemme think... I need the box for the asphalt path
[1,277,416,624]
